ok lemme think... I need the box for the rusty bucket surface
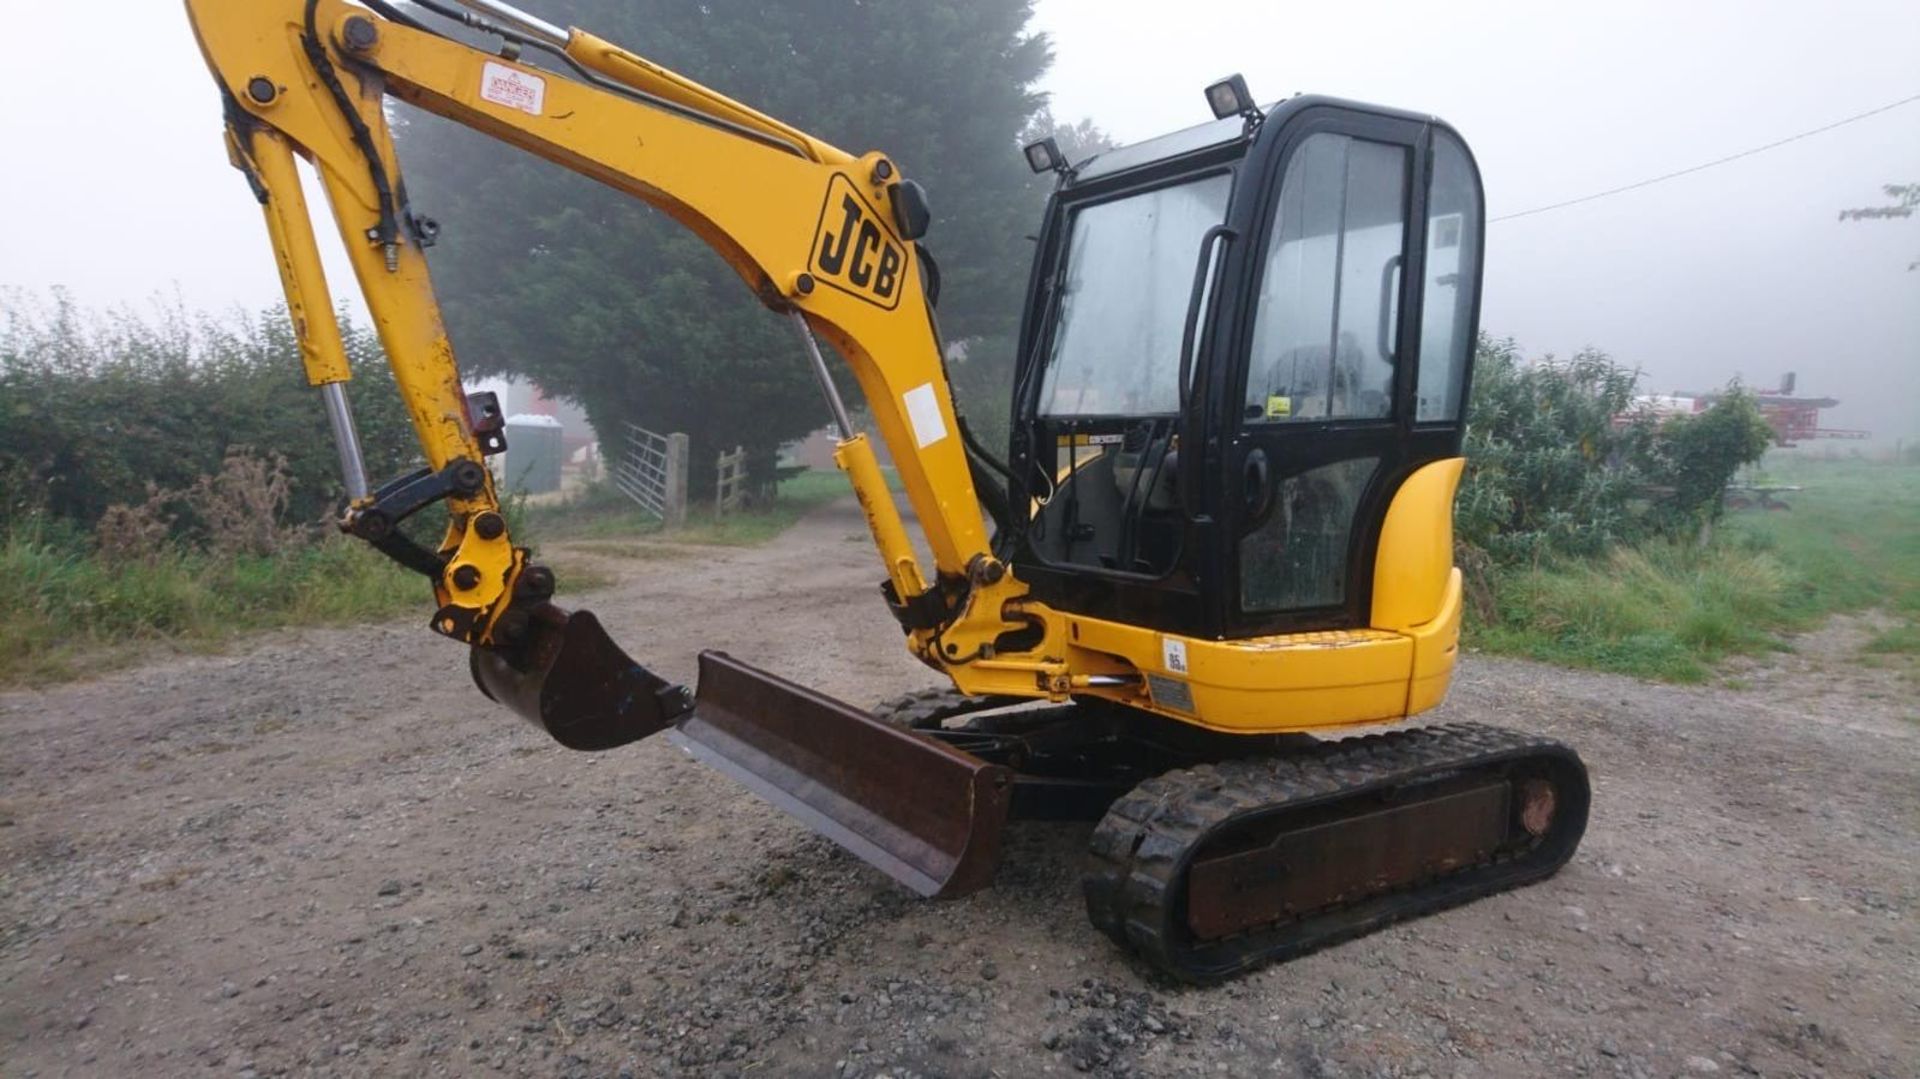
[471,604,693,751]
[675,651,1013,898]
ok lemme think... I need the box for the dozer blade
[675,651,1013,899]
[470,604,693,751]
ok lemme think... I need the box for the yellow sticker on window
[1265,395,1292,419]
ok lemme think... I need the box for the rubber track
[1083,722,1588,983]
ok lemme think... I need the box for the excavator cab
[1008,95,1484,642]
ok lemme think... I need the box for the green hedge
[1,290,420,534]
[1460,336,1774,564]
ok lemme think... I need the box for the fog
[3,0,1915,439]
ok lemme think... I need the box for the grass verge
[1,468,855,689]
[0,526,425,687]
[1471,543,1795,682]
[1470,457,1920,681]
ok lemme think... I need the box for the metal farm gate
[613,423,689,528]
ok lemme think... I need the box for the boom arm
[186,0,1040,686]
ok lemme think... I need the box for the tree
[1025,106,1115,169]
[1838,182,1918,270]
[1457,336,1777,566]
[1633,388,1776,537]
[1456,339,1647,563]
[394,1,1057,492]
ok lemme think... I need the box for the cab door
[1206,106,1462,636]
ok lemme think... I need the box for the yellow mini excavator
[185,0,1589,981]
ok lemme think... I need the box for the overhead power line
[1490,92,1920,224]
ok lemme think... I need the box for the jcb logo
[810,174,905,309]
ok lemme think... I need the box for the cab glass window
[1244,134,1408,423]
[1415,132,1480,421]
[1239,457,1379,611]
[1037,173,1232,417]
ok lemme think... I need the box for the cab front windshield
[1036,173,1232,417]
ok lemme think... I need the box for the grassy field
[1473,455,1920,681]
[1740,456,1920,622]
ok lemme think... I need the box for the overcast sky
[3,0,1916,439]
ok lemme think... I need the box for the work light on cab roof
[1205,72,1260,120]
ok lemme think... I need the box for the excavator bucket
[675,651,1014,898]
[470,604,693,751]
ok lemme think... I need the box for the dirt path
[3,500,1915,1078]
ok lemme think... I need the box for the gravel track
[2,499,1915,1078]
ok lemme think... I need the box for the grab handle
[1377,253,1403,362]
[1178,225,1237,412]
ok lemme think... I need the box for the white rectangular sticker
[903,383,948,450]
[480,61,546,116]
[1161,637,1188,675]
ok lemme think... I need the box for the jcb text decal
[810,175,905,310]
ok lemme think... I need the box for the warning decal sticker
[480,61,546,116]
